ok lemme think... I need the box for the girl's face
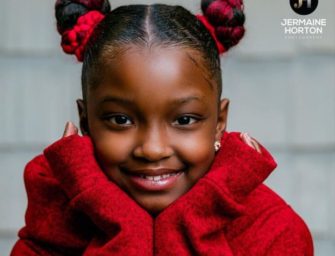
[78,46,229,215]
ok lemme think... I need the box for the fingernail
[244,133,254,147]
[68,121,74,129]
[244,133,251,141]
[64,121,70,131]
[63,121,70,137]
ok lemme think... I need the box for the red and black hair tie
[56,0,110,61]
[61,11,104,61]
[197,0,245,54]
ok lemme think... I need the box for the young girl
[11,0,313,255]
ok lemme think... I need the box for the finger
[63,121,79,138]
[249,138,262,154]
[240,132,247,142]
[240,133,262,154]
[240,133,254,148]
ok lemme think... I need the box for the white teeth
[140,172,179,181]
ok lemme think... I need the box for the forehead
[88,46,218,104]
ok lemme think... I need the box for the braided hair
[55,0,245,100]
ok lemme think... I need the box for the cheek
[90,130,134,167]
[174,130,216,171]
[171,132,216,199]
[182,138,213,162]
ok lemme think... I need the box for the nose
[133,125,173,162]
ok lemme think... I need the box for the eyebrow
[99,96,135,106]
[99,95,203,106]
[170,96,204,105]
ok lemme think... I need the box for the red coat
[11,132,313,255]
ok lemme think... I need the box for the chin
[135,194,178,217]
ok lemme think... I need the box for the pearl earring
[214,141,221,152]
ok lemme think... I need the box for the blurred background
[0,0,334,255]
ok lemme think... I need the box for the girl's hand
[44,121,154,254]
[155,132,277,255]
[63,121,79,137]
[240,132,262,154]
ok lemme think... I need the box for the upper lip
[121,168,183,176]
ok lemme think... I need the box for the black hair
[56,1,245,101]
[83,4,221,100]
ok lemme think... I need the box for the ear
[215,98,229,141]
[76,99,89,135]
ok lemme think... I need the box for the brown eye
[105,114,133,126]
[173,116,198,126]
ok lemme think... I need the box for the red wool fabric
[11,132,313,255]
[61,10,104,61]
[155,133,313,255]
[11,134,153,255]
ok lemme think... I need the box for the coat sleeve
[11,155,91,256]
[154,132,278,256]
[266,210,314,256]
[43,135,153,256]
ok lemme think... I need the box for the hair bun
[199,0,245,54]
[56,0,110,33]
[55,0,111,61]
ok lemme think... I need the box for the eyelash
[102,114,202,128]
[103,114,134,127]
[172,115,201,126]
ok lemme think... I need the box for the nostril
[133,127,173,161]
[133,143,173,162]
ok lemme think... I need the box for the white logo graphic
[294,0,312,9]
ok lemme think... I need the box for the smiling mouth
[120,168,184,191]
[137,171,181,181]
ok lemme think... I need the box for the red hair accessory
[61,10,105,61]
[196,14,225,53]
[197,0,245,54]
